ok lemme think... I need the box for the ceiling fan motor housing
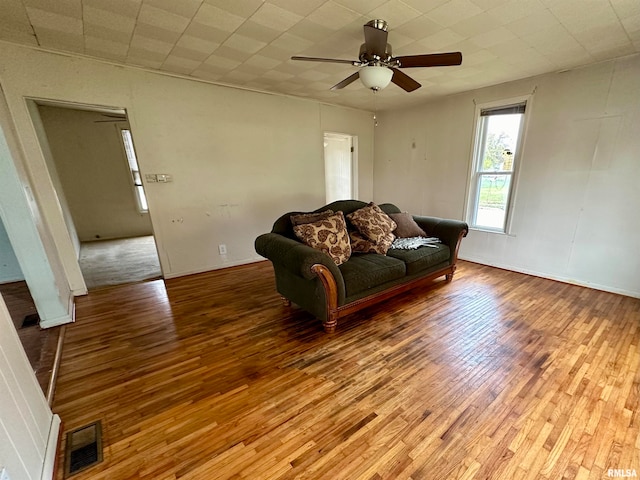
[359,43,393,65]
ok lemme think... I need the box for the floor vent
[64,421,103,477]
[21,313,40,328]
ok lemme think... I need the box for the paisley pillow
[293,211,351,265]
[347,202,397,244]
[290,209,334,226]
[349,230,395,255]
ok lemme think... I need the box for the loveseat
[255,200,468,333]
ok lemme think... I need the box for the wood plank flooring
[0,280,60,396]
[53,260,640,479]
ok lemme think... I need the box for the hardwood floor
[52,260,640,479]
[0,280,61,397]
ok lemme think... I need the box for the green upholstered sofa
[255,200,468,333]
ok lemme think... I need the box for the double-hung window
[467,101,527,232]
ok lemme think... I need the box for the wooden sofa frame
[284,228,466,333]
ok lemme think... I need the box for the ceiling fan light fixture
[359,66,393,91]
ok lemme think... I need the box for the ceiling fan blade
[391,68,421,92]
[363,23,389,57]
[394,52,463,68]
[330,72,360,90]
[291,56,358,65]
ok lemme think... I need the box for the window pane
[136,186,148,211]
[480,114,522,172]
[121,129,140,171]
[475,174,511,230]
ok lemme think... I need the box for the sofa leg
[322,315,338,334]
[446,265,457,283]
[281,296,291,307]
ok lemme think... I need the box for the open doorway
[324,132,358,203]
[32,102,162,291]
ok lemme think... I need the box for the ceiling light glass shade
[359,66,393,90]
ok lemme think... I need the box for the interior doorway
[324,132,358,203]
[30,101,162,291]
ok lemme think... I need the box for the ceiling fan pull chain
[373,89,378,127]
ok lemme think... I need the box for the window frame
[465,95,532,234]
[118,127,149,214]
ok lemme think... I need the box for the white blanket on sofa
[391,236,441,249]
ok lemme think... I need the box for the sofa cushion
[389,212,427,238]
[349,229,394,255]
[339,254,406,297]
[387,244,451,276]
[293,211,351,265]
[347,202,397,244]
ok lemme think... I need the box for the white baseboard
[72,287,88,296]
[459,255,640,299]
[39,293,75,329]
[163,257,263,279]
[41,414,61,480]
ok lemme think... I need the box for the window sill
[469,227,507,235]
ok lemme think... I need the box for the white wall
[0,217,23,283]
[38,106,153,242]
[0,42,374,280]
[320,104,374,201]
[375,54,640,298]
[0,293,60,480]
[0,90,74,328]
[26,100,84,285]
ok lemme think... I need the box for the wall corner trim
[41,414,61,480]
[39,294,75,328]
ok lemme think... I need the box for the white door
[324,132,356,203]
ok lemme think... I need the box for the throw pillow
[389,212,427,238]
[349,230,395,255]
[290,209,334,226]
[293,211,351,265]
[347,202,397,244]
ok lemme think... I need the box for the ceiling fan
[291,19,462,93]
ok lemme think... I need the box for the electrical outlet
[218,244,227,255]
[1,467,11,480]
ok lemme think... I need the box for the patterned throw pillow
[290,209,334,226]
[389,212,427,238]
[347,202,397,244]
[349,230,395,255]
[293,211,351,265]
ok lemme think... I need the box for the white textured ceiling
[1,0,638,111]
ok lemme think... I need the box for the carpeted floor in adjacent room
[79,235,162,290]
